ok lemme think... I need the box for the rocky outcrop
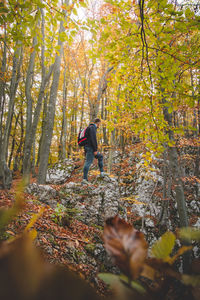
[131,159,163,218]
[26,175,125,277]
[60,176,125,226]
[46,159,75,184]
[26,175,125,226]
[26,183,58,208]
[25,151,200,277]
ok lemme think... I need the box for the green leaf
[72,8,78,16]
[151,231,176,259]
[55,45,61,51]
[70,30,77,37]
[168,140,175,147]
[98,273,120,286]
[98,273,146,294]
[130,280,146,294]
[0,7,9,14]
[59,32,67,42]
[100,18,106,24]
[182,275,200,287]
[179,227,200,242]
[185,8,194,19]
[37,1,46,8]
[79,2,87,8]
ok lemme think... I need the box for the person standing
[82,118,105,184]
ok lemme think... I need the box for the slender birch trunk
[23,10,54,182]
[0,43,23,189]
[37,4,68,183]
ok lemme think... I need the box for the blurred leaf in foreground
[0,233,103,300]
[179,227,200,241]
[103,216,148,279]
[0,181,25,235]
[98,273,146,294]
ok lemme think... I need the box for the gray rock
[61,175,124,226]
[26,183,58,208]
[45,245,53,255]
[194,218,200,228]
[46,159,75,184]
[188,200,200,214]
[129,159,163,221]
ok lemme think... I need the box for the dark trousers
[83,146,104,180]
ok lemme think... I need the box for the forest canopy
[0,0,199,186]
[0,1,200,299]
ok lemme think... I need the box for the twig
[55,235,90,244]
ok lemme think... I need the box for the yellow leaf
[25,207,45,232]
[122,196,147,205]
[151,231,176,259]
[90,170,99,176]
[28,229,38,241]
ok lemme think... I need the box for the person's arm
[89,125,98,152]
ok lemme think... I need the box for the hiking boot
[100,172,108,178]
[81,179,91,185]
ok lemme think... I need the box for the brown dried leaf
[141,264,156,281]
[103,216,148,279]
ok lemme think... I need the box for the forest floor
[0,141,200,299]
[0,163,108,295]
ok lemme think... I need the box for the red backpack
[78,127,89,146]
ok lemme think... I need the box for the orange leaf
[103,216,148,279]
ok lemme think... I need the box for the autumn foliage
[101,216,200,300]
[103,216,148,279]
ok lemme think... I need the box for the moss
[91,223,103,231]
[48,235,55,244]
[0,231,12,241]
[93,233,102,243]
[84,243,96,254]
[59,191,72,198]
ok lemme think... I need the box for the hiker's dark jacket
[85,123,97,152]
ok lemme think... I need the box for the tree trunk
[37,93,48,167]
[13,108,24,172]
[101,94,108,145]
[0,27,7,142]
[22,34,37,181]
[8,112,20,168]
[194,82,200,177]
[31,135,36,177]
[0,44,23,189]
[159,149,171,229]
[59,65,68,161]
[23,11,54,182]
[89,66,113,120]
[107,130,115,174]
[163,104,188,228]
[37,14,66,184]
[80,83,85,131]
[163,97,191,272]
